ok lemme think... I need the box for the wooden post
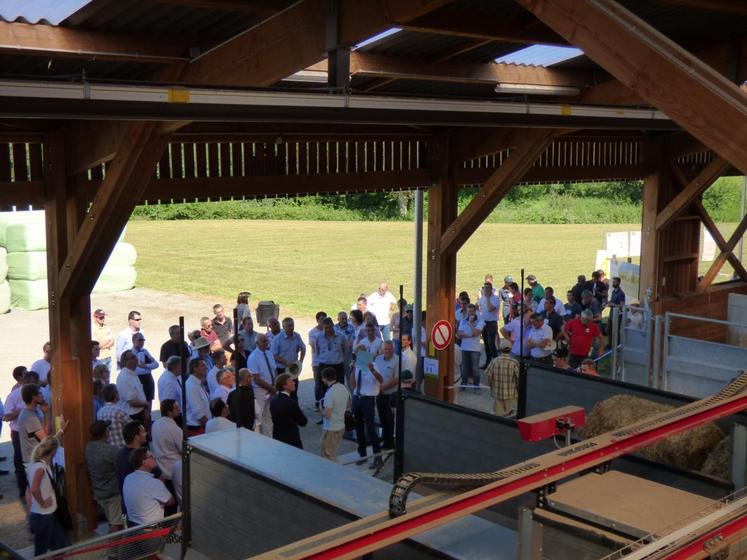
[424,134,457,401]
[43,130,96,534]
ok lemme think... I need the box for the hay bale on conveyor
[581,395,725,472]
[701,435,731,480]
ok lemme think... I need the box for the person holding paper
[350,322,384,468]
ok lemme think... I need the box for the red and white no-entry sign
[431,320,453,351]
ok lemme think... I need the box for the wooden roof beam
[350,52,592,87]
[692,199,747,284]
[698,212,747,291]
[655,156,730,231]
[401,5,567,46]
[439,128,556,256]
[516,0,747,175]
[0,21,193,63]
[181,0,454,86]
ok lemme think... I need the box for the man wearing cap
[190,336,213,371]
[246,334,277,436]
[527,275,544,303]
[527,313,554,364]
[92,309,114,370]
[271,317,306,400]
[116,311,144,367]
[498,276,513,325]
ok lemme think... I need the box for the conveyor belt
[253,372,747,560]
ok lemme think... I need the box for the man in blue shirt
[316,318,348,386]
[271,317,307,401]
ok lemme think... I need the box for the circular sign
[431,320,453,351]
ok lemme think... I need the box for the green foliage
[131,177,744,224]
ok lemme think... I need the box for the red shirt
[200,328,219,344]
[565,318,600,356]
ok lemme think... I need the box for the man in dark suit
[227,369,256,430]
[269,373,307,449]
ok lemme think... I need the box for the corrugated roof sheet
[0,0,91,24]
[495,45,583,66]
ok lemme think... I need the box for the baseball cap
[93,308,106,317]
[527,274,537,282]
[504,275,513,283]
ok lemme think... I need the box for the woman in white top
[28,436,70,555]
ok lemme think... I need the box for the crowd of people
[460,270,625,417]
[1,272,624,554]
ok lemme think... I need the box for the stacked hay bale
[2,210,45,310]
[1,210,137,310]
[582,395,727,474]
[0,245,8,314]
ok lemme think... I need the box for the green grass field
[124,220,739,318]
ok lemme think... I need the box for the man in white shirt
[29,342,51,386]
[527,313,554,364]
[370,341,399,450]
[205,399,234,433]
[478,282,500,365]
[210,368,235,404]
[157,356,183,405]
[185,359,210,436]
[246,334,276,436]
[320,368,350,462]
[116,311,144,366]
[457,303,485,393]
[206,350,227,397]
[115,351,149,422]
[351,328,384,467]
[400,333,418,378]
[367,282,397,340]
[536,286,565,316]
[308,312,327,410]
[150,400,182,479]
[122,448,175,526]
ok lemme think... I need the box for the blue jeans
[460,350,481,387]
[29,512,69,556]
[352,395,380,457]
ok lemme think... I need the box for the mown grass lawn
[125,219,738,318]
[125,220,649,317]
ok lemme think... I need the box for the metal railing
[34,513,182,560]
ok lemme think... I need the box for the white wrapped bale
[7,251,47,280]
[0,279,10,314]
[93,265,137,294]
[9,278,48,310]
[5,220,46,252]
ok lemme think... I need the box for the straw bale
[701,435,731,480]
[582,395,725,471]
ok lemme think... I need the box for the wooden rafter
[439,128,556,256]
[350,52,591,87]
[698,213,747,291]
[655,157,730,231]
[181,0,453,86]
[516,0,747,175]
[402,5,567,46]
[0,21,193,63]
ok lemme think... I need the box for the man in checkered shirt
[485,346,520,417]
[96,384,130,447]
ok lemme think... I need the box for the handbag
[44,464,73,531]
[344,410,355,432]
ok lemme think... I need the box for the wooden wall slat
[0,144,12,182]
[208,143,219,177]
[184,143,195,178]
[12,143,28,182]
[28,143,43,180]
